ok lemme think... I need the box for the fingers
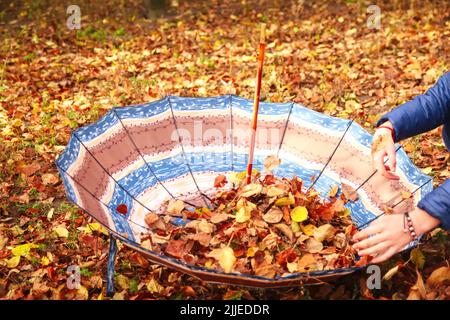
[373,150,388,176]
[357,241,390,257]
[385,144,400,180]
[371,247,397,264]
[353,223,384,242]
[352,233,388,251]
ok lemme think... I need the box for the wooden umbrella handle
[246,23,266,184]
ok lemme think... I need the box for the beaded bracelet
[403,212,419,241]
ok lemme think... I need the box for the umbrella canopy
[56,95,432,287]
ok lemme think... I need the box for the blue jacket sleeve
[418,179,450,230]
[377,72,450,142]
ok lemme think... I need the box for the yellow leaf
[290,206,308,222]
[275,193,295,206]
[116,274,130,290]
[229,171,246,185]
[291,221,300,233]
[301,224,316,236]
[76,285,89,300]
[328,185,339,198]
[287,261,298,273]
[236,207,251,223]
[40,256,50,266]
[11,243,38,257]
[383,265,400,281]
[53,226,69,238]
[410,248,425,269]
[7,255,21,268]
[147,278,163,294]
[338,207,350,218]
[207,247,236,273]
[167,199,184,215]
[246,247,258,257]
[47,208,54,220]
[81,223,108,235]
[421,167,433,175]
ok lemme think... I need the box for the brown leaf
[341,183,359,202]
[262,207,283,224]
[426,266,450,289]
[165,239,193,259]
[264,155,281,171]
[214,174,228,188]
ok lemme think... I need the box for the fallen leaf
[42,173,59,185]
[383,265,401,281]
[240,183,262,197]
[274,223,294,242]
[11,243,38,257]
[144,213,160,226]
[262,207,283,224]
[167,199,184,215]
[301,224,316,236]
[426,266,450,289]
[313,224,336,242]
[6,255,21,268]
[53,226,69,238]
[328,185,339,198]
[410,248,425,270]
[304,238,323,253]
[275,194,295,206]
[214,174,228,188]
[207,247,236,273]
[147,278,163,294]
[290,206,308,222]
[264,155,281,171]
[341,183,359,202]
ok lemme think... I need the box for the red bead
[116,203,128,215]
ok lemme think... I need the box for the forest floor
[0,0,449,299]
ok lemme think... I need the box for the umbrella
[56,25,432,295]
[56,94,433,293]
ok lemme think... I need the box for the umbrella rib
[111,109,196,208]
[307,119,354,193]
[56,164,155,233]
[354,145,403,193]
[356,178,432,229]
[167,96,211,208]
[276,102,294,158]
[229,94,234,172]
[72,133,156,215]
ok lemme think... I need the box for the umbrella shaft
[246,42,266,184]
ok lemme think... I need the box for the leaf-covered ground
[0,0,449,300]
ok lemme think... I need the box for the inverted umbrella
[56,93,433,293]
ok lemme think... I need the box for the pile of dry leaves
[142,156,361,278]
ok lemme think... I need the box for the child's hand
[352,208,440,263]
[371,121,399,180]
